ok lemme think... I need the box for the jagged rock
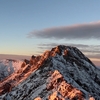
[0,59,23,81]
[0,45,100,100]
[1,83,12,94]
[34,97,41,100]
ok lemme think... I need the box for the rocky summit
[0,45,100,100]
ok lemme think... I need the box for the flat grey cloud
[38,43,100,52]
[38,43,100,59]
[28,21,100,39]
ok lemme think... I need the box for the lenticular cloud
[28,21,100,40]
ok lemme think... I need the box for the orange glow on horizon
[90,58,100,62]
[89,58,100,66]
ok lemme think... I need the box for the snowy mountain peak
[0,45,100,100]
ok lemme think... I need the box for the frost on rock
[47,70,85,100]
[0,59,23,81]
[0,45,99,100]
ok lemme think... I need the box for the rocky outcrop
[0,59,23,81]
[0,45,100,100]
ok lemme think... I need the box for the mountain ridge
[0,45,100,100]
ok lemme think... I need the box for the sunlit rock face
[47,70,84,100]
[0,45,100,100]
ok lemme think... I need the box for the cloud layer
[38,43,100,59]
[28,21,100,40]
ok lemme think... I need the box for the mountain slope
[0,45,100,100]
[0,59,23,81]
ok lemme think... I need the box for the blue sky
[0,0,100,66]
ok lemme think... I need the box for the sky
[0,0,100,66]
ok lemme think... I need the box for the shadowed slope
[0,45,100,100]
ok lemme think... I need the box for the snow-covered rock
[0,59,23,81]
[0,45,100,99]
